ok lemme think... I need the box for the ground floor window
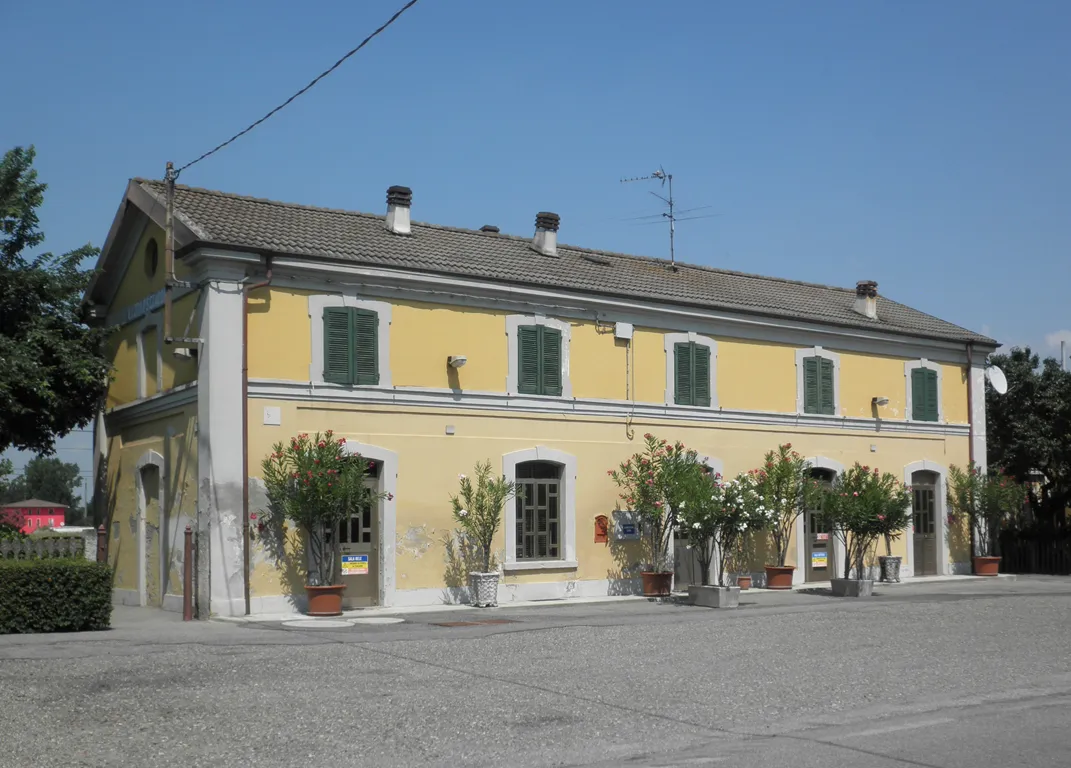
[515,461,562,560]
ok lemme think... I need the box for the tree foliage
[450,461,517,574]
[820,464,911,579]
[752,444,825,567]
[947,462,1028,557]
[0,146,111,455]
[985,347,1071,527]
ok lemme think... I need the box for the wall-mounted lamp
[872,396,889,406]
[447,355,468,368]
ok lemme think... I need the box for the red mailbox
[594,515,609,544]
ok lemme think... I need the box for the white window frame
[308,294,392,387]
[505,315,572,399]
[904,359,943,423]
[663,332,718,408]
[136,313,162,399]
[795,346,841,416]
[502,446,577,571]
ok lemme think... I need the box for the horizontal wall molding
[104,383,198,429]
[257,263,996,365]
[248,379,970,437]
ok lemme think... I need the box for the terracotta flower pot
[736,575,752,590]
[764,565,795,590]
[305,584,345,616]
[640,571,673,597]
[973,555,1001,576]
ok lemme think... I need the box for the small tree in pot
[752,444,824,589]
[260,431,388,616]
[875,486,913,582]
[609,433,694,596]
[821,464,910,596]
[678,468,769,607]
[947,463,1027,575]
[450,461,517,607]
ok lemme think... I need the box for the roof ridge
[135,178,859,295]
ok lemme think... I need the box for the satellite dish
[986,365,1008,395]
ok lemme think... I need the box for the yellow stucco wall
[243,291,970,425]
[104,406,198,603]
[109,222,193,312]
[245,400,971,601]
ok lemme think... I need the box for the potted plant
[609,433,693,597]
[875,488,913,582]
[260,431,387,616]
[752,444,822,589]
[450,461,517,607]
[678,468,767,608]
[947,463,1026,576]
[822,464,910,597]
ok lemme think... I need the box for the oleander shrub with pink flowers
[820,463,911,579]
[608,433,696,572]
[260,431,387,586]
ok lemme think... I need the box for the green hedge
[0,558,113,634]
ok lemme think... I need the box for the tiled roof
[137,180,994,344]
[2,499,68,509]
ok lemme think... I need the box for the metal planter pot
[830,578,874,598]
[469,572,500,607]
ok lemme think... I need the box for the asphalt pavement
[2,576,1070,767]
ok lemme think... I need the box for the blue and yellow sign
[811,551,828,569]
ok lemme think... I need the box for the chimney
[532,212,560,257]
[853,280,878,320]
[385,185,412,235]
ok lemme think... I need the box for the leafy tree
[2,456,85,519]
[821,464,911,579]
[752,443,825,567]
[947,463,1028,557]
[0,146,110,455]
[450,461,517,574]
[985,347,1071,527]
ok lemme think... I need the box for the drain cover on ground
[282,619,353,629]
[350,617,405,625]
[431,618,519,627]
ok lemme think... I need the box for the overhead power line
[177,0,422,174]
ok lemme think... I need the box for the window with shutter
[802,356,835,415]
[912,367,939,421]
[517,325,564,396]
[322,307,379,386]
[673,342,711,407]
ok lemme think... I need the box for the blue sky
[3,0,1069,487]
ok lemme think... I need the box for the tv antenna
[620,167,716,268]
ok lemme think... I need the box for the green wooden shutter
[674,342,693,405]
[541,327,563,396]
[803,357,820,414]
[912,368,938,421]
[818,357,835,415]
[323,307,353,384]
[517,325,540,394]
[693,343,711,407]
[352,309,379,385]
[924,369,939,421]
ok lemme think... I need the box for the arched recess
[502,446,578,570]
[903,460,949,577]
[797,457,846,584]
[341,441,399,607]
[135,450,166,607]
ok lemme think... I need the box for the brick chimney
[531,212,560,257]
[385,185,412,235]
[853,280,878,320]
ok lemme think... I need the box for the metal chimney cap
[480,225,500,233]
[386,186,413,206]
[856,280,878,298]
[535,212,560,232]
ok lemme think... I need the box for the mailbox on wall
[611,510,641,541]
[594,515,609,544]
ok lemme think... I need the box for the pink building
[0,499,68,534]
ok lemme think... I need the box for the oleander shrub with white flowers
[752,443,826,568]
[678,467,771,586]
[450,461,517,574]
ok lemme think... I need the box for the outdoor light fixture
[872,396,889,406]
[447,355,468,368]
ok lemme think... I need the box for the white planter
[830,578,874,598]
[688,585,741,608]
[469,571,500,607]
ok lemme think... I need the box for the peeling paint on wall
[396,525,438,559]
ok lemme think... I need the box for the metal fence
[999,531,1071,575]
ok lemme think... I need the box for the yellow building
[86,181,996,617]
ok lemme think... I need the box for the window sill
[503,560,578,572]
